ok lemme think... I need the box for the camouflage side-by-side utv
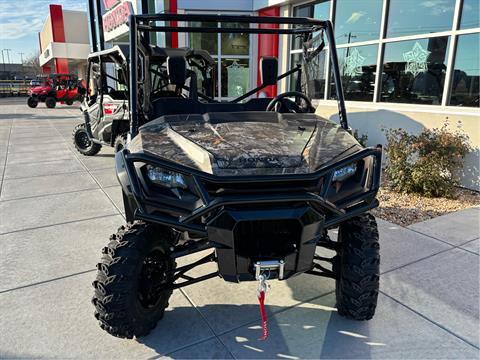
[92,14,382,339]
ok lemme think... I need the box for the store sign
[103,0,120,10]
[103,0,135,41]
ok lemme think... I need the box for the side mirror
[167,56,187,87]
[260,57,278,86]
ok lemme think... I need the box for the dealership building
[87,0,479,189]
[39,5,90,78]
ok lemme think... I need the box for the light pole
[1,50,5,74]
[3,49,12,64]
[19,52,25,79]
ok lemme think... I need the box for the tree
[23,52,42,76]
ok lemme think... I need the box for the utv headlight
[146,165,187,189]
[332,163,357,182]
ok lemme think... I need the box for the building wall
[63,11,89,44]
[316,102,480,190]
[39,5,89,75]
[39,15,53,52]
[286,0,480,191]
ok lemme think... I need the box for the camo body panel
[127,112,361,176]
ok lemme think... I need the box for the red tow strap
[257,277,269,340]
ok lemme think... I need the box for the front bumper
[116,146,382,281]
[208,206,324,281]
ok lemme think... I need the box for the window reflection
[188,21,217,55]
[381,37,450,105]
[335,0,382,45]
[221,23,249,56]
[460,0,480,29]
[387,0,455,38]
[292,0,330,50]
[330,44,378,101]
[290,51,327,99]
[450,33,479,107]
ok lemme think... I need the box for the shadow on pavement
[138,302,377,359]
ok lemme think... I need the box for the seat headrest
[260,57,278,86]
[167,56,187,87]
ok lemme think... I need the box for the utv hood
[128,112,362,176]
[30,85,51,94]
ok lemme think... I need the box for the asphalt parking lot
[0,97,479,359]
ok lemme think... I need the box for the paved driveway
[0,98,478,359]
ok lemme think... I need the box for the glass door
[186,13,253,101]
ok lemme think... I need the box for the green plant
[384,125,471,198]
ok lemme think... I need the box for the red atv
[27,74,86,108]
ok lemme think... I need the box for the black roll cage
[128,13,349,138]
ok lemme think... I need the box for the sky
[0,0,87,64]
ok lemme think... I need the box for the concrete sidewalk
[0,98,478,359]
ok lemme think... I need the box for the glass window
[330,44,378,101]
[381,37,450,105]
[290,51,327,99]
[189,22,218,55]
[290,53,304,93]
[450,33,479,107]
[335,0,383,45]
[221,23,249,56]
[188,20,251,101]
[460,0,480,29]
[387,0,455,38]
[292,1,330,50]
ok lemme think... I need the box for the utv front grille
[202,178,322,196]
[234,219,302,260]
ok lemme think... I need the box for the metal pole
[1,50,5,74]
[129,15,138,138]
[94,0,105,51]
[325,21,348,130]
[4,49,11,64]
[87,0,98,52]
[18,52,25,80]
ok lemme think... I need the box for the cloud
[420,0,455,16]
[346,11,366,24]
[0,0,87,40]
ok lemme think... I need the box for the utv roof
[88,45,129,62]
[132,13,327,34]
[38,73,78,77]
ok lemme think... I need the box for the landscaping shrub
[384,125,471,198]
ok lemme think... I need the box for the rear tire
[334,214,380,320]
[27,97,38,108]
[45,97,56,108]
[72,123,101,156]
[66,99,74,106]
[92,222,175,339]
[113,133,127,153]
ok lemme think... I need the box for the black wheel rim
[137,250,168,309]
[75,130,91,150]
